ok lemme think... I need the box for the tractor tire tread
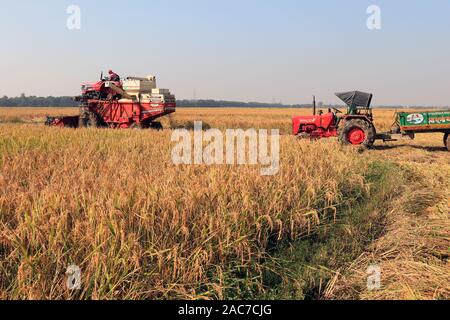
[338,118,376,149]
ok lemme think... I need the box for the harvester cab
[80,79,122,101]
[292,90,377,148]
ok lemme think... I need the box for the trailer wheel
[338,119,376,149]
[445,133,450,152]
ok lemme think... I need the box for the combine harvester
[292,91,450,151]
[46,71,176,129]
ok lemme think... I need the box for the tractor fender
[340,115,376,133]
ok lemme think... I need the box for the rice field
[0,107,448,300]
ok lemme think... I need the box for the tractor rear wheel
[444,133,450,151]
[338,119,376,149]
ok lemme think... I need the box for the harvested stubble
[329,151,450,300]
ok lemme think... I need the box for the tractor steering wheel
[332,107,342,114]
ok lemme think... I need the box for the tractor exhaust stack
[313,95,316,115]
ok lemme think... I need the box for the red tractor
[46,71,176,129]
[292,91,376,148]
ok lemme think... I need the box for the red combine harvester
[46,71,176,129]
[293,91,376,148]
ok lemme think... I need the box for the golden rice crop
[0,107,448,300]
[0,123,369,299]
[0,107,401,133]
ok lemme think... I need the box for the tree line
[0,94,78,107]
[2,94,432,109]
[0,94,311,108]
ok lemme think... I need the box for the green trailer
[398,111,450,132]
[376,110,450,151]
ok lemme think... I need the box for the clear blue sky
[1,0,450,106]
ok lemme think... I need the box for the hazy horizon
[1,1,450,106]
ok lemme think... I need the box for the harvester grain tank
[46,72,176,129]
[292,91,450,151]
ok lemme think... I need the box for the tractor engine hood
[292,113,335,135]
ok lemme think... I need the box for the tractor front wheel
[444,133,450,151]
[338,119,376,149]
[296,132,312,139]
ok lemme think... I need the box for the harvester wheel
[87,112,99,128]
[338,119,376,149]
[79,112,99,128]
[390,123,401,134]
[130,123,143,130]
[149,122,163,131]
[444,133,450,152]
[79,115,87,128]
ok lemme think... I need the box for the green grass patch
[221,160,405,300]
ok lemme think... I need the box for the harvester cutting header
[46,70,176,129]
